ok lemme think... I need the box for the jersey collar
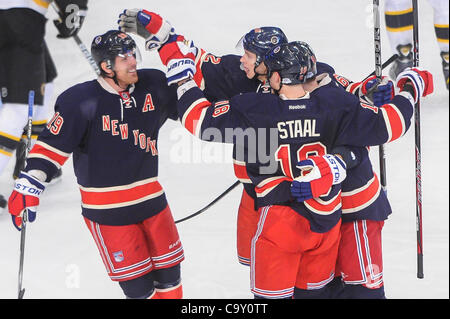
[97,76,136,95]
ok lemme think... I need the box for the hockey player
[118,10,435,299]
[117,9,360,270]
[117,10,403,299]
[117,10,409,299]
[0,0,88,210]
[384,0,449,89]
[7,30,184,299]
[167,40,433,298]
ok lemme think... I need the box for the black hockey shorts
[0,8,47,105]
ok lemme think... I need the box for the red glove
[159,35,197,85]
[8,172,46,230]
[396,67,434,103]
[291,154,347,202]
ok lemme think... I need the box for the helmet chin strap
[105,68,129,91]
[103,59,123,89]
[268,72,283,95]
[273,83,283,95]
[252,63,268,81]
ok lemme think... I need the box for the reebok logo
[289,104,306,110]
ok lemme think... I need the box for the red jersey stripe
[342,173,381,213]
[193,49,207,89]
[233,160,251,183]
[381,103,405,142]
[28,141,70,167]
[80,179,163,208]
[181,98,211,136]
[304,192,342,215]
[255,176,291,197]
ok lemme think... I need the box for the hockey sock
[154,282,183,299]
[339,284,386,299]
[152,264,183,299]
[293,286,332,299]
[118,272,155,299]
[327,276,345,299]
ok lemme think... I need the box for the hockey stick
[412,0,424,279]
[372,0,388,195]
[51,3,100,75]
[175,181,241,224]
[366,53,398,79]
[17,90,34,299]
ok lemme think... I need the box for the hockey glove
[291,154,346,202]
[361,75,395,107]
[118,9,174,51]
[163,37,197,85]
[8,172,47,231]
[396,67,434,104]
[53,4,87,39]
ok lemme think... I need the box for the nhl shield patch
[113,251,124,262]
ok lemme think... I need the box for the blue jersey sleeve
[194,52,260,101]
[318,84,415,147]
[25,81,97,181]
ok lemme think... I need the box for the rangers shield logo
[113,251,124,262]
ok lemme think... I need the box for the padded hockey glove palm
[118,9,174,51]
[361,75,395,107]
[291,155,346,202]
[53,4,87,39]
[396,67,434,104]
[8,172,47,231]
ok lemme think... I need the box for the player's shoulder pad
[137,68,167,84]
[219,54,241,68]
[136,68,177,101]
[315,79,359,109]
[230,91,279,112]
[205,54,244,78]
[54,79,104,123]
[316,61,336,75]
[56,79,99,108]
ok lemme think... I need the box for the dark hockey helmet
[237,27,288,66]
[91,30,140,76]
[265,41,317,85]
[297,41,317,78]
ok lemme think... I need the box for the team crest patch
[119,91,130,100]
[119,91,136,108]
[113,251,124,262]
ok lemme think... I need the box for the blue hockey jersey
[176,74,415,232]
[186,47,397,223]
[25,69,178,225]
